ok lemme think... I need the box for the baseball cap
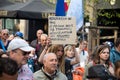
[15,31,23,38]
[7,38,34,52]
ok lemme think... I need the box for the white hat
[7,38,34,52]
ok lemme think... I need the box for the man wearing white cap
[7,38,35,67]
[7,38,35,80]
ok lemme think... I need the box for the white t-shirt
[75,48,89,68]
[17,63,34,80]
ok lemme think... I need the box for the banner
[67,0,83,31]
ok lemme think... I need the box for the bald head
[43,53,57,61]
[43,53,58,74]
[41,34,47,39]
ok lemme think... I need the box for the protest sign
[48,16,76,44]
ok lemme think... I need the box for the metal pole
[82,0,84,41]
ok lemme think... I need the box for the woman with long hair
[83,44,115,80]
[47,44,65,74]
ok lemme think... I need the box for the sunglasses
[3,33,8,36]
[22,51,30,56]
[12,49,30,56]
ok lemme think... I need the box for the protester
[64,45,80,80]
[14,31,36,73]
[33,53,68,80]
[7,38,35,80]
[0,29,10,52]
[30,29,44,72]
[36,33,48,57]
[0,57,18,80]
[30,29,43,56]
[34,33,50,71]
[76,39,89,68]
[110,37,120,64]
[83,44,115,80]
[38,34,50,63]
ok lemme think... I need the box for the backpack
[87,64,116,80]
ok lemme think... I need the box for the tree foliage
[85,0,120,26]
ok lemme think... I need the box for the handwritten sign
[48,16,76,44]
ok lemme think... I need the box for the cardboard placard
[48,16,76,44]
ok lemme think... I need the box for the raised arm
[38,36,51,63]
[70,45,80,65]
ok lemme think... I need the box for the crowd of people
[0,28,120,80]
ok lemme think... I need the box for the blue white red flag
[67,0,83,31]
[55,0,65,16]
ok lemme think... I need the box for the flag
[67,0,83,31]
[55,0,65,16]
[64,2,68,13]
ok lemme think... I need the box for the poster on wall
[48,16,76,45]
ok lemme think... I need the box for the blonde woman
[64,45,80,80]
[47,44,65,74]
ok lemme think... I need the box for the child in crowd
[64,45,80,80]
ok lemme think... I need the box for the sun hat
[7,38,34,52]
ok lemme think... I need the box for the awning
[0,0,55,19]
